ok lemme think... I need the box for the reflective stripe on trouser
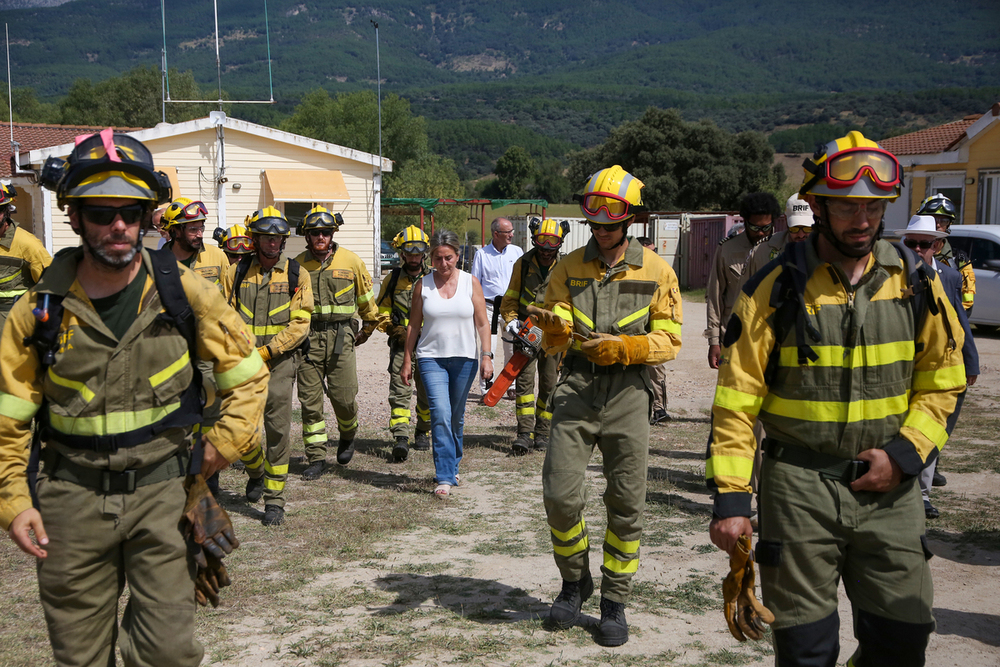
[296,328,359,463]
[35,474,202,667]
[387,344,430,437]
[542,367,650,603]
[757,457,934,633]
[259,353,297,508]
[514,350,560,438]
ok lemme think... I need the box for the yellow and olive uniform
[224,257,313,508]
[936,239,975,311]
[541,237,683,603]
[294,244,378,462]
[0,247,268,667]
[375,264,431,439]
[0,221,51,330]
[705,231,756,347]
[709,239,965,661]
[501,247,561,440]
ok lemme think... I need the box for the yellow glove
[526,305,571,346]
[257,346,271,363]
[580,333,649,366]
[722,535,775,641]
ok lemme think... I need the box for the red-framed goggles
[578,192,634,222]
[225,236,253,252]
[822,148,901,191]
[177,201,208,219]
[533,234,563,249]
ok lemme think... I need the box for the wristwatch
[481,351,494,359]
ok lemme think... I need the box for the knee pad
[773,611,839,667]
[852,609,933,667]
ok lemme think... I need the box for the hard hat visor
[580,192,633,222]
[823,148,900,192]
[533,234,563,249]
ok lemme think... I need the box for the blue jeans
[417,356,478,486]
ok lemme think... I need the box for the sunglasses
[903,238,938,251]
[79,204,146,226]
[746,222,773,233]
[224,236,253,252]
[587,221,624,232]
[306,229,333,237]
[788,226,812,234]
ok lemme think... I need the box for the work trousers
[758,457,934,665]
[514,351,560,438]
[387,342,430,438]
[648,361,668,412]
[542,366,651,603]
[245,352,297,508]
[296,326,359,462]
[35,474,201,667]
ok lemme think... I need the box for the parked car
[381,241,400,271]
[458,244,478,272]
[947,225,1000,329]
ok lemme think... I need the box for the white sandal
[434,483,451,498]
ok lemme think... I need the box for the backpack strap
[377,267,402,308]
[227,253,253,307]
[287,258,301,295]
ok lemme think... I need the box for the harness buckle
[101,469,137,494]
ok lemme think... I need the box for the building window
[282,202,315,229]
[979,171,1000,225]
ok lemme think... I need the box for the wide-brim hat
[901,215,947,238]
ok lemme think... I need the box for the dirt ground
[1,297,998,667]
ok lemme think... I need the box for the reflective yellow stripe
[0,289,26,298]
[0,269,22,284]
[551,518,585,543]
[650,318,682,334]
[303,421,326,434]
[264,462,289,475]
[505,288,519,298]
[517,407,535,416]
[516,394,534,405]
[49,402,180,436]
[338,416,358,430]
[714,385,764,416]
[779,342,913,368]
[264,479,285,490]
[912,364,966,391]
[304,433,327,444]
[48,368,96,403]
[250,324,286,336]
[617,305,649,329]
[519,296,532,307]
[904,409,949,450]
[290,309,310,320]
[572,306,594,330]
[554,535,589,557]
[706,455,754,481]
[215,350,264,392]
[335,283,354,299]
[962,293,974,302]
[603,551,639,573]
[553,304,573,324]
[0,392,41,422]
[539,410,552,421]
[239,302,253,319]
[357,289,374,304]
[605,529,639,554]
[149,351,190,388]
[765,393,909,423]
[378,305,391,315]
[315,304,355,315]
[390,417,409,427]
[268,301,291,317]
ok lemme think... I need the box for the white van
[948,225,1000,329]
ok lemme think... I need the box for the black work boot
[245,476,265,503]
[932,470,947,487]
[262,504,285,527]
[413,431,431,451]
[533,435,548,451]
[512,433,533,456]
[596,597,629,647]
[548,570,594,629]
[301,460,327,480]
[392,436,409,462]
[336,437,355,465]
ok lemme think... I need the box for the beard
[81,224,144,269]
[176,235,203,253]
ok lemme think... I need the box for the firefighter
[529,165,683,647]
[161,197,229,284]
[214,221,254,265]
[293,206,380,477]
[708,131,966,666]
[376,225,432,462]
[500,217,568,455]
[917,193,975,313]
[0,183,51,331]
[1,130,268,665]
[225,206,313,526]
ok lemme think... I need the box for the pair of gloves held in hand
[526,305,649,366]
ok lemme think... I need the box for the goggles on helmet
[303,211,337,228]
[579,192,634,222]
[225,236,254,252]
[177,201,208,220]
[400,240,428,255]
[251,217,289,235]
[917,196,957,220]
[820,148,901,191]
[533,234,563,249]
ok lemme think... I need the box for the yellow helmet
[213,223,253,254]
[577,165,644,224]
[247,206,290,236]
[392,225,430,255]
[162,197,208,229]
[0,183,16,208]
[298,205,343,235]
[529,217,569,249]
[800,131,902,200]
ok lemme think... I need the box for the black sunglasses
[587,221,624,232]
[903,238,937,251]
[79,204,146,226]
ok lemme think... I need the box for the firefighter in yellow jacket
[708,132,966,666]
[0,183,51,331]
[500,217,568,455]
[530,166,683,647]
[293,206,379,476]
[376,225,431,462]
[225,207,313,526]
[1,131,268,666]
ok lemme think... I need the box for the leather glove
[183,474,239,607]
[526,305,571,346]
[257,346,271,363]
[722,534,775,641]
[505,319,523,335]
[355,321,377,346]
[388,324,408,345]
[580,333,649,366]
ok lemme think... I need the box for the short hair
[491,217,513,234]
[430,229,461,256]
[636,236,653,247]
[739,192,781,224]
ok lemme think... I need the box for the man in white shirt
[471,217,524,393]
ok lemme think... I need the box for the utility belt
[42,448,189,494]
[309,318,354,354]
[762,439,871,485]
[563,354,643,376]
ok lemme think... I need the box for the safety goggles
[587,220,624,233]
[788,226,812,234]
[225,236,253,252]
[400,241,428,254]
[177,201,208,219]
[579,192,633,222]
[251,217,289,235]
[533,234,563,249]
[822,148,901,191]
[746,222,773,233]
[903,238,937,251]
[79,204,146,226]
[825,199,887,221]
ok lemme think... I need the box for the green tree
[1,85,60,124]
[531,159,572,204]
[495,146,535,198]
[383,154,465,240]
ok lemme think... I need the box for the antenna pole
[213,0,223,110]
[371,20,382,167]
[160,0,168,121]
[264,0,274,102]
[6,23,13,146]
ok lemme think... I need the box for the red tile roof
[3,122,144,178]
[879,116,980,156]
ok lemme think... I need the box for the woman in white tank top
[401,229,493,498]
